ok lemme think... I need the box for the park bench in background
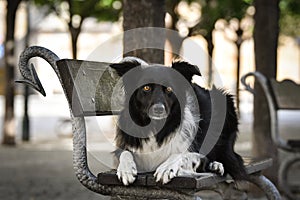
[17,46,281,200]
[242,72,300,200]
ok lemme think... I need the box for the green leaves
[280,0,300,36]
[33,0,122,23]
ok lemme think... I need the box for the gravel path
[0,143,111,200]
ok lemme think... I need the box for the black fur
[110,61,248,180]
[171,61,201,81]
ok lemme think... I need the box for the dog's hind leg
[208,161,225,176]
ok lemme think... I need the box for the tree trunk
[253,0,279,185]
[22,1,31,142]
[67,0,83,59]
[69,26,81,59]
[236,41,241,114]
[235,26,243,114]
[123,0,166,64]
[205,33,214,88]
[2,0,21,145]
[166,0,184,60]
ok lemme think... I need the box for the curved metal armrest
[241,72,274,96]
[17,46,107,193]
[17,46,60,96]
[241,72,292,151]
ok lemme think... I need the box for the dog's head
[110,60,201,122]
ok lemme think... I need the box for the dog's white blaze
[129,94,200,172]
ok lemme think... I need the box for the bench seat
[98,157,272,189]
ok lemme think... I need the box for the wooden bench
[17,46,281,200]
[242,72,300,199]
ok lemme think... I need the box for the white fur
[154,152,204,184]
[121,56,148,66]
[208,161,224,176]
[128,93,200,172]
[117,92,203,185]
[117,151,137,185]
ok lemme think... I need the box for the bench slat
[97,157,272,189]
[287,140,300,148]
[97,170,226,189]
[270,79,300,110]
[56,59,124,116]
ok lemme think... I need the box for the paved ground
[0,145,109,200]
[0,95,299,199]
[0,142,265,200]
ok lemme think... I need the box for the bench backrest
[269,79,300,110]
[56,60,300,116]
[56,59,124,117]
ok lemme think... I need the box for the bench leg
[215,182,247,200]
[249,174,281,200]
[278,153,300,200]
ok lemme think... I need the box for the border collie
[110,58,247,185]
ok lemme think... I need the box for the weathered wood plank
[270,79,300,109]
[98,170,148,186]
[56,59,124,116]
[287,140,300,148]
[97,158,272,189]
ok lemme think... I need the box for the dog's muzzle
[148,103,168,120]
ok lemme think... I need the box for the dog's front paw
[154,153,204,184]
[154,154,182,184]
[208,161,224,176]
[117,151,137,185]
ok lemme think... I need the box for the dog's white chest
[131,131,191,172]
[127,98,200,173]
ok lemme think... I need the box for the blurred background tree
[123,0,165,63]
[253,0,280,185]
[280,0,300,69]
[166,0,251,113]
[166,0,250,87]
[2,0,22,145]
[280,0,300,37]
[191,0,249,87]
[33,0,122,59]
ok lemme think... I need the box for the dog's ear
[171,61,201,82]
[110,61,141,77]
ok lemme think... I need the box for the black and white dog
[110,58,247,185]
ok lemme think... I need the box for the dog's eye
[166,87,173,93]
[143,85,151,92]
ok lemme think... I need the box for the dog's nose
[148,103,168,120]
[152,103,165,115]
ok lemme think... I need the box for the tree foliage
[192,0,249,37]
[279,0,300,37]
[167,0,249,37]
[33,0,122,58]
[33,0,121,22]
[167,0,250,86]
